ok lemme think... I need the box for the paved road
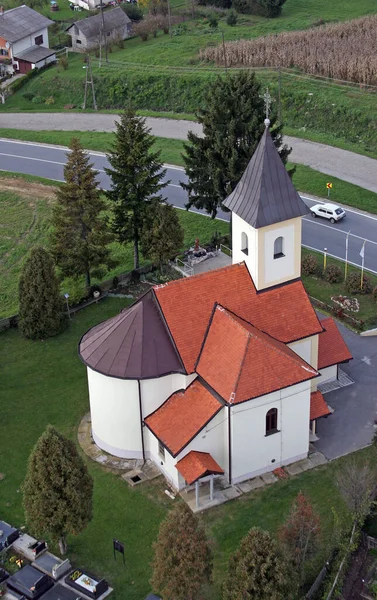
[316,318,377,460]
[1,138,377,273]
[1,113,377,193]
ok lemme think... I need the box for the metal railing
[219,244,232,257]
[174,257,194,276]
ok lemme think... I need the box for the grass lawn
[301,247,377,328]
[1,295,374,598]
[0,174,228,318]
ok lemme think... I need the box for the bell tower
[223,116,309,291]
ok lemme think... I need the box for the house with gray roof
[0,5,55,76]
[66,7,131,51]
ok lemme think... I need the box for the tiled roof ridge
[217,305,317,376]
[216,307,318,390]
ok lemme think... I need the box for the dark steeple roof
[223,127,309,228]
[79,290,185,379]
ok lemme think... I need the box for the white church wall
[230,380,310,483]
[141,373,196,421]
[288,338,312,365]
[87,367,142,458]
[262,222,296,287]
[317,365,337,385]
[145,429,180,489]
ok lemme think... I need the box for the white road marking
[361,356,372,366]
[303,216,377,246]
[301,194,377,222]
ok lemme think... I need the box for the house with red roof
[79,121,352,500]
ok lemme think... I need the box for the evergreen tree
[106,107,168,270]
[150,503,212,600]
[141,201,184,271]
[51,138,113,288]
[256,0,287,18]
[182,71,291,218]
[18,246,67,340]
[23,425,93,555]
[222,528,287,600]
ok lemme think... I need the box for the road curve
[0,113,376,193]
[1,138,377,275]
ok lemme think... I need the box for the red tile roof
[154,263,322,374]
[144,379,222,457]
[175,451,224,485]
[318,317,352,370]
[196,306,318,404]
[310,390,331,421]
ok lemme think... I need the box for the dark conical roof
[79,290,185,379]
[223,127,309,228]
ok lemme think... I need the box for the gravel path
[1,112,376,193]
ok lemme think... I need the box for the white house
[0,5,55,76]
[66,8,131,52]
[79,122,352,498]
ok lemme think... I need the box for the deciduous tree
[182,71,291,218]
[256,0,287,17]
[51,137,113,288]
[106,107,168,269]
[23,425,93,555]
[278,492,321,586]
[222,527,287,600]
[150,503,212,600]
[336,459,376,525]
[141,201,184,271]
[18,246,67,340]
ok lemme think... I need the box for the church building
[79,122,352,493]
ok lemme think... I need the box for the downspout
[138,380,146,463]
[228,405,232,485]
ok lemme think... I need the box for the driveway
[315,320,377,460]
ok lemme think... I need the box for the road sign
[326,183,333,189]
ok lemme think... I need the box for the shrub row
[302,254,376,296]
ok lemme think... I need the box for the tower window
[266,408,278,435]
[241,232,248,255]
[273,236,284,259]
[158,440,165,461]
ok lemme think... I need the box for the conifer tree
[150,503,212,600]
[18,246,67,340]
[23,425,93,555]
[222,528,287,600]
[141,201,184,271]
[106,107,168,270]
[51,138,113,288]
[182,71,291,218]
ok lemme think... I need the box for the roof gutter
[228,405,232,485]
[138,380,146,464]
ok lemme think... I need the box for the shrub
[122,2,143,21]
[232,0,252,14]
[226,9,238,25]
[208,13,219,28]
[89,284,101,296]
[346,272,372,295]
[60,276,88,306]
[45,96,55,105]
[133,18,158,41]
[301,254,318,276]
[324,264,342,283]
[373,286,377,302]
[31,95,43,104]
[112,275,119,288]
[22,91,35,101]
[59,56,69,70]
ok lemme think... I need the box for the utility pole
[221,29,227,73]
[100,0,108,63]
[167,0,172,39]
[278,66,282,125]
[83,54,97,110]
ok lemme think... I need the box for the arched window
[241,232,248,255]
[266,408,278,435]
[274,236,284,259]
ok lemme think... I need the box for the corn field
[200,16,377,85]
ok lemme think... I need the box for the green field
[0,174,228,317]
[1,294,373,599]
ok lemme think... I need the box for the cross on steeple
[260,88,274,127]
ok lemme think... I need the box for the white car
[310,203,346,224]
